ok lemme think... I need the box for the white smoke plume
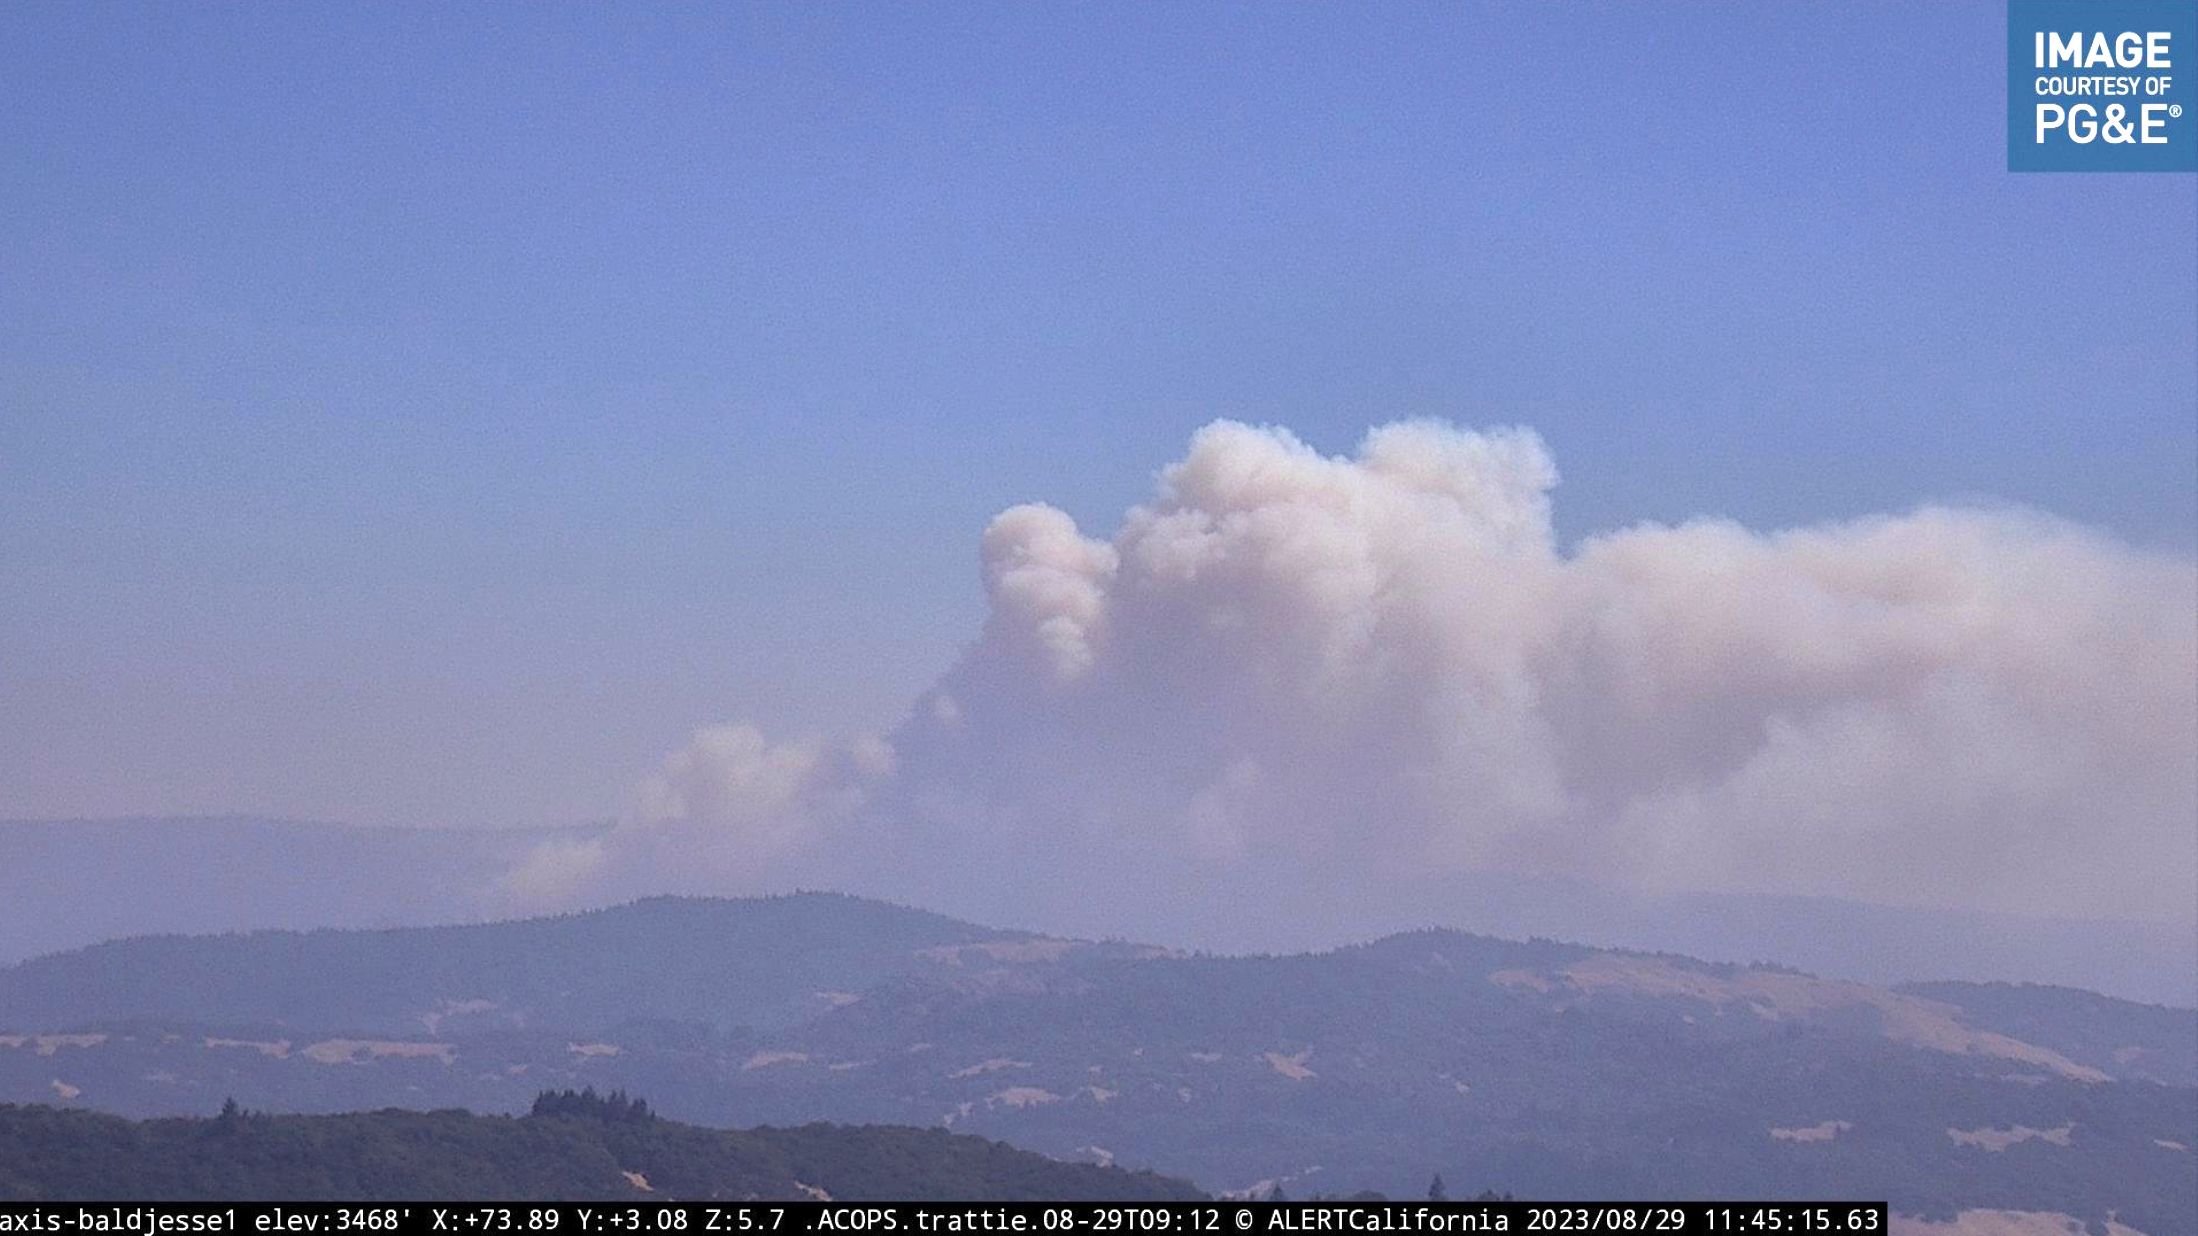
[506,420,2198,942]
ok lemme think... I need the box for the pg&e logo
[2009,0,2197,172]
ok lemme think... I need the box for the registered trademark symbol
[2172,104,2185,119]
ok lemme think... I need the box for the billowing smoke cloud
[500,723,895,905]
[505,421,2197,944]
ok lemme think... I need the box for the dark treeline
[529,1086,653,1124]
[0,1097,1202,1202]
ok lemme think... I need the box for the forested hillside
[0,1091,1202,1201]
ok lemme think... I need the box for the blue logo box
[2009,0,2197,171]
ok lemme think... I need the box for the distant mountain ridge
[0,893,1026,1035]
[5,817,2192,1006]
[1,894,2190,1229]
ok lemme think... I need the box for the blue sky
[2,2,2192,828]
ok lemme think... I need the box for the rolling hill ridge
[1,895,2189,1229]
